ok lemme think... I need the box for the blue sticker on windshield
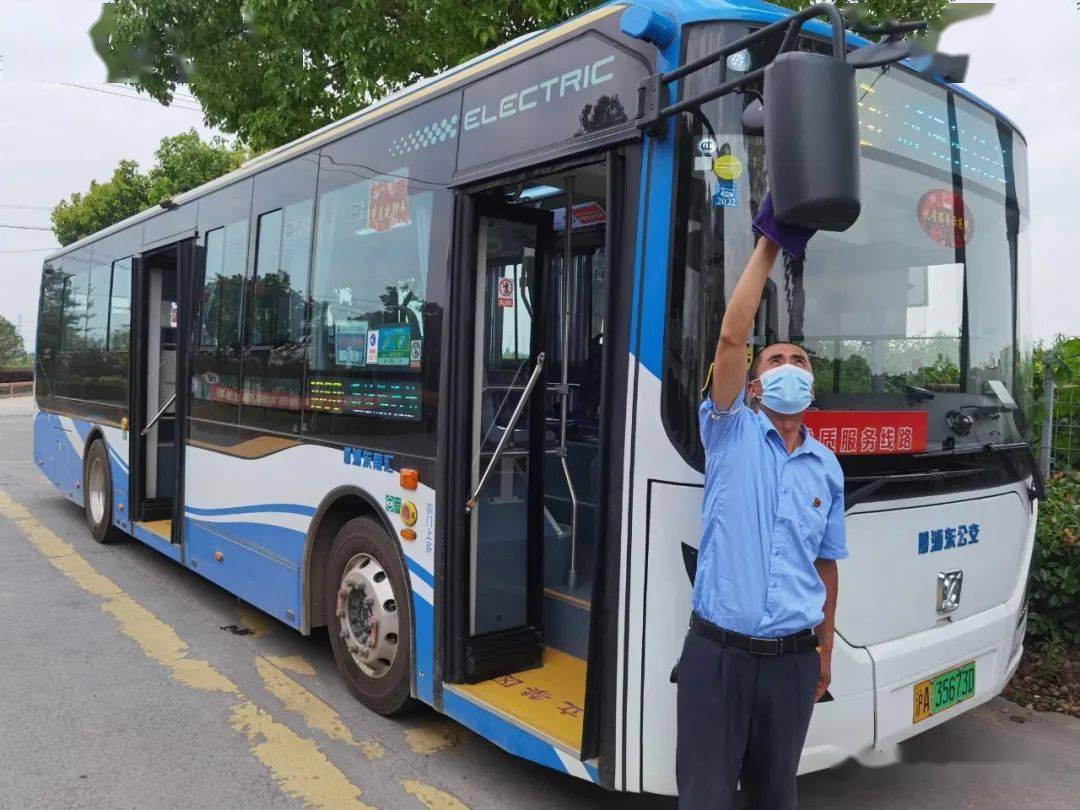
[712,179,739,208]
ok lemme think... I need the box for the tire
[325,516,413,716]
[83,439,118,544]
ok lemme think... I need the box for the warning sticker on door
[497,277,515,308]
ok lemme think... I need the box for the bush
[1027,471,1080,647]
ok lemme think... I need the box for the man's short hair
[749,341,810,380]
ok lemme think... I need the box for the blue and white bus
[34,0,1037,793]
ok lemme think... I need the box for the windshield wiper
[844,468,984,511]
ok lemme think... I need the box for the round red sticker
[917,189,973,248]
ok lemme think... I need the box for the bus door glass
[133,238,194,535]
[468,203,552,663]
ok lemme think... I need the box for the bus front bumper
[859,504,1034,759]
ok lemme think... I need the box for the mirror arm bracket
[634,2,848,135]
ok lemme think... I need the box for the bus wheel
[84,439,117,543]
[325,517,413,716]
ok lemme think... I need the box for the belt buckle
[748,636,780,656]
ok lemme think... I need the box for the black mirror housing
[764,51,861,231]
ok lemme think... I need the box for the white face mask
[754,363,814,414]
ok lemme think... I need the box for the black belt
[690,613,818,656]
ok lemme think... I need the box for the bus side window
[240,154,317,434]
[83,257,112,403]
[191,179,252,426]
[302,94,456,451]
[36,261,66,403]
[57,251,92,401]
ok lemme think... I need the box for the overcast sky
[1,0,1076,352]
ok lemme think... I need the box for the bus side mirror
[764,50,861,231]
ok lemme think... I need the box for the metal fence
[1040,366,1080,477]
[0,381,32,398]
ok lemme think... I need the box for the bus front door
[130,238,194,543]
[461,201,553,682]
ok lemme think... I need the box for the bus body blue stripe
[185,503,317,518]
[405,555,436,588]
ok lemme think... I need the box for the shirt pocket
[797,498,829,553]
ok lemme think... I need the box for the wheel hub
[335,553,399,677]
[88,456,106,525]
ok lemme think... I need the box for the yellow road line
[402,780,470,810]
[266,654,316,676]
[0,488,370,809]
[404,721,462,755]
[254,656,389,761]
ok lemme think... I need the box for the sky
[0,0,1077,352]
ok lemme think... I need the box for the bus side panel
[34,411,86,505]
[182,441,437,702]
[32,410,60,488]
[33,412,133,535]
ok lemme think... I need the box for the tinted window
[191,180,252,424]
[56,251,91,399]
[109,258,132,352]
[300,99,456,451]
[36,261,65,402]
[305,121,449,440]
[85,258,111,351]
[242,155,317,433]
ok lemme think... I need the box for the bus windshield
[664,23,1032,465]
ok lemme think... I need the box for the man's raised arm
[709,238,780,409]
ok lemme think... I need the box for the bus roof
[47,0,1022,261]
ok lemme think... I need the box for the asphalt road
[1,394,1078,809]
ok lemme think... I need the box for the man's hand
[815,647,832,702]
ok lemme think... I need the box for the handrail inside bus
[466,353,546,513]
[141,393,176,437]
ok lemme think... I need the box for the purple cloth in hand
[752,194,816,259]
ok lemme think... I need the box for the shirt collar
[753,408,829,460]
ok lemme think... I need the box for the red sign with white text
[802,410,928,455]
[368,178,410,232]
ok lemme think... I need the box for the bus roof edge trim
[46,4,625,261]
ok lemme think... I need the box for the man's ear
[748,378,762,399]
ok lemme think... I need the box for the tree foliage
[774,0,950,25]
[92,0,600,152]
[92,1,952,153]
[51,130,247,246]
[0,316,28,369]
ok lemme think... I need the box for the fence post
[1040,361,1055,479]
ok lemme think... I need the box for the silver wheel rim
[335,553,399,678]
[88,456,107,526]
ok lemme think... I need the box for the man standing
[676,197,847,809]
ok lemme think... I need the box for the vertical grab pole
[560,175,580,591]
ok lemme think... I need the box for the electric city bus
[33,0,1037,793]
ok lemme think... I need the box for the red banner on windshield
[802,410,928,455]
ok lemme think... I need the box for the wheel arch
[83,426,107,458]
[301,485,410,636]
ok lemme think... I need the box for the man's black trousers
[675,627,820,809]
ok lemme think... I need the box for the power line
[58,83,204,113]
[0,246,55,254]
[0,204,53,211]
[0,224,53,232]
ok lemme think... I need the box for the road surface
[1,395,1077,808]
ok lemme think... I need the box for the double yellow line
[0,488,466,810]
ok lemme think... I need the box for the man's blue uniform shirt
[693,390,848,638]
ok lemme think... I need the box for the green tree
[774,0,951,24]
[92,1,953,153]
[51,129,247,246]
[0,316,27,368]
[51,159,150,247]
